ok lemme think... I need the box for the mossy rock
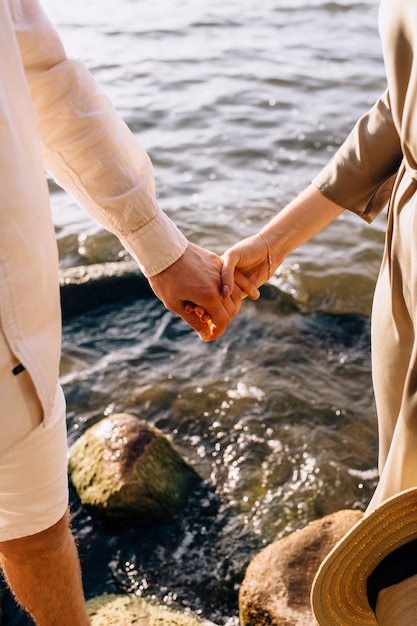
[86,593,215,626]
[69,414,201,522]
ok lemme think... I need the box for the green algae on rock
[69,414,201,522]
[87,593,216,626]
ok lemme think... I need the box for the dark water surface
[2,1,385,624]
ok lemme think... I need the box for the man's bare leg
[0,511,90,626]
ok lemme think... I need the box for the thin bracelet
[259,234,272,280]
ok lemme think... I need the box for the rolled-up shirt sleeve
[12,0,188,277]
[312,89,403,223]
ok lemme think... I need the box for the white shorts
[0,328,69,541]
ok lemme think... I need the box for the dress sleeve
[312,89,403,223]
[12,0,188,277]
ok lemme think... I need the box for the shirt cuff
[121,208,189,278]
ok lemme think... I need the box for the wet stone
[86,593,217,626]
[239,509,363,626]
[69,413,202,523]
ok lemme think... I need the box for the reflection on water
[58,293,378,624]
[46,0,385,260]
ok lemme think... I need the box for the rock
[86,593,217,626]
[69,414,201,522]
[59,261,153,319]
[239,509,363,626]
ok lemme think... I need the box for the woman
[221,0,417,623]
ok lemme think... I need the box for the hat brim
[311,487,417,625]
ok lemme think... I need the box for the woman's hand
[221,233,271,300]
[221,185,346,297]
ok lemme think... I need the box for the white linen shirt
[0,0,188,426]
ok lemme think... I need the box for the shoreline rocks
[86,593,218,626]
[239,509,363,625]
[69,413,201,523]
[67,412,367,625]
[59,261,153,319]
[0,504,366,625]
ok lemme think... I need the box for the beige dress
[312,0,417,512]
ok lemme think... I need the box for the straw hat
[310,487,417,625]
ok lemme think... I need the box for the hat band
[367,536,417,612]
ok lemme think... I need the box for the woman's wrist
[258,233,272,279]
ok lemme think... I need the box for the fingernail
[222,285,230,299]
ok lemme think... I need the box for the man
[0,1,258,624]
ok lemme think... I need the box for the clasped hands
[148,236,271,341]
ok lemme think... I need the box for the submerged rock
[239,509,363,626]
[69,413,201,522]
[59,261,153,319]
[86,593,217,626]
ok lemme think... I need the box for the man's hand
[148,242,257,341]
